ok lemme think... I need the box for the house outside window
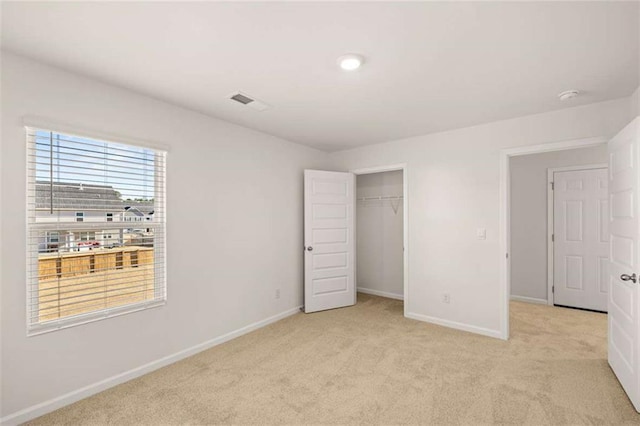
[75,212,84,222]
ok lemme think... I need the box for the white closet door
[553,168,609,312]
[304,170,356,313]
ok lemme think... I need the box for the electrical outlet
[275,289,281,299]
[442,293,450,304]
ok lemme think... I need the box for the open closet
[356,170,404,301]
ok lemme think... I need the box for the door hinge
[551,234,555,242]
[552,286,555,293]
[506,253,509,259]
[551,182,554,190]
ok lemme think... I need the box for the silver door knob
[621,273,637,283]
[307,246,313,251]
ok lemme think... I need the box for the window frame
[25,125,167,336]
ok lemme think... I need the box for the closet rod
[356,195,404,201]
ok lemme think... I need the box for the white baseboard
[357,287,404,301]
[405,311,502,340]
[510,295,549,305]
[0,305,302,426]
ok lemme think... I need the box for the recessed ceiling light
[338,54,364,71]
[558,90,579,101]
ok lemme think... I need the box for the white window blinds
[26,127,167,335]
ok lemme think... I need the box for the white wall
[0,52,329,419]
[356,171,403,298]
[330,97,633,337]
[509,146,608,303]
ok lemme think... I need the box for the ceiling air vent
[230,93,254,105]
[228,91,270,112]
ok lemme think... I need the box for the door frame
[499,137,608,340]
[546,164,608,306]
[350,164,408,317]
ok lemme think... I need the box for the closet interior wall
[356,170,404,299]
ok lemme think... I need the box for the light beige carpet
[28,294,640,425]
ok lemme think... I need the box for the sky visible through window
[34,130,155,201]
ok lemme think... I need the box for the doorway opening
[352,164,408,316]
[499,137,609,339]
[510,146,609,313]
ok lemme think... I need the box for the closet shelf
[357,195,404,202]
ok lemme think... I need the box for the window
[76,231,96,241]
[42,231,61,254]
[27,127,166,335]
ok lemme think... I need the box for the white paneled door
[608,117,640,412]
[304,170,356,313]
[553,167,609,312]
